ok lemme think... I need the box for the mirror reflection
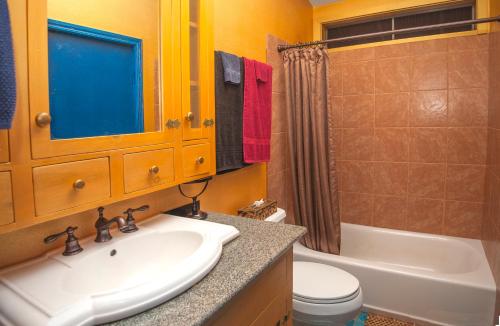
[47,0,161,139]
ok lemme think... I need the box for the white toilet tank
[264,208,286,223]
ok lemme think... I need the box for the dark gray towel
[215,51,246,174]
[0,0,16,129]
[220,51,241,84]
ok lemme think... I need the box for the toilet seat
[294,287,361,304]
[293,261,363,319]
[293,261,360,304]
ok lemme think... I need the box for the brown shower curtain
[283,45,341,255]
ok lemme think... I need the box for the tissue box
[238,199,277,220]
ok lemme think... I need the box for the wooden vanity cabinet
[0,132,8,163]
[0,172,14,226]
[208,250,293,326]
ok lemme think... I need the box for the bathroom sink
[0,214,239,326]
[64,230,204,295]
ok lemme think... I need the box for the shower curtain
[283,45,340,255]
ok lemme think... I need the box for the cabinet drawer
[182,143,210,178]
[33,158,111,216]
[0,172,14,226]
[123,148,174,193]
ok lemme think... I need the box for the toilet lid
[293,261,360,304]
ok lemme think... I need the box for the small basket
[238,199,278,220]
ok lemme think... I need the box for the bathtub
[293,223,496,326]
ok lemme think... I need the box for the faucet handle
[97,206,105,218]
[122,205,149,233]
[124,205,150,214]
[44,226,83,256]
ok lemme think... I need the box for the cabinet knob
[185,112,195,121]
[149,165,160,175]
[195,156,205,165]
[35,112,51,128]
[203,118,214,127]
[166,119,181,129]
[73,179,86,190]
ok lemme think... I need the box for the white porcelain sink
[0,214,239,326]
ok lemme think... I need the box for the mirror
[46,0,161,139]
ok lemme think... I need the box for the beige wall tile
[411,53,448,90]
[444,201,484,239]
[372,162,408,196]
[342,95,374,128]
[374,93,409,127]
[408,163,445,199]
[341,192,373,225]
[375,57,411,93]
[448,88,488,127]
[342,61,375,95]
[373,128,409,162]
[447,128,487,164]
[407,197,444,234]
[373,195,407,230]
[342,128,374,161]
[446,164,486,202]
[410,90,448,127]
[410,38,448,55]
[449,50,489,89]
[409,128,447,163]
[375,43,410,59]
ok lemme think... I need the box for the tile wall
[330,35,489,238]
[266,35,295,224]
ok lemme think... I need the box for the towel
[220,51,241,84]
[215,51,246,173]
[0,0,16,129]
[242,58,272,163]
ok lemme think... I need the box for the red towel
[243,58,273,163]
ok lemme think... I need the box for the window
[323,1,475,48]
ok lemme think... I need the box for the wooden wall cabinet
[180,0,214,142]
[0,0,215,234]
[27,0,177,159]
[208,250,293,326]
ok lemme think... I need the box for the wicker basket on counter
[238,199,277,220]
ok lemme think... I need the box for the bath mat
[365,313,415,326]
[346,312,415,326]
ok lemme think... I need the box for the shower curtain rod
[277,15,500,52]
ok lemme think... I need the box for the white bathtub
[293,223,496,326]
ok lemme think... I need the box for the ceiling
[308,0,340,6]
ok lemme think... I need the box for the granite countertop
[106,212,306,326]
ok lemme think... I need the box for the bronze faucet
[44,226,83,256]
[94,207,127,243]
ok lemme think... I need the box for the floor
[366,313,415,326]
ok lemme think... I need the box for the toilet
[265,209,363,326]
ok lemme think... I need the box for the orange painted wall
[214,0,312,61]
[0,0,312,268]
[313,0,492,50]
